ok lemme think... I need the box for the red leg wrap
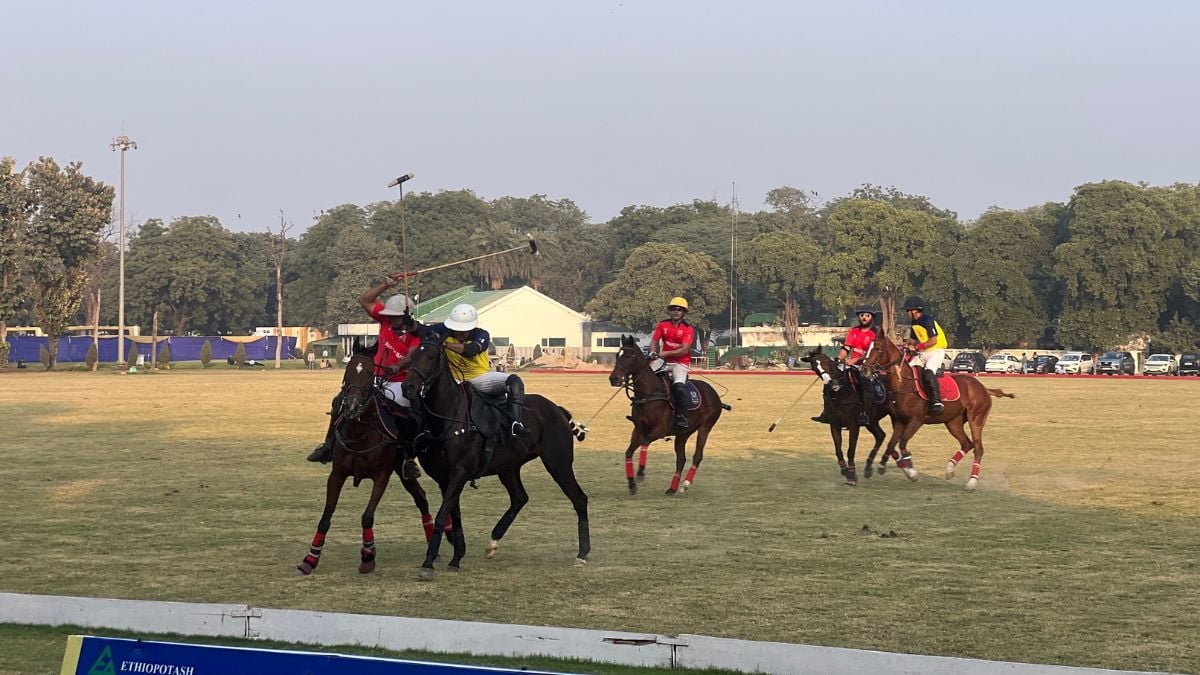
[638,446,648,468]
[421,514,434,542]
[950,449,966,465]
[625,458,634,479]
[363,528,374,544]
[669,472,681,492]
[684,466,697,484]
[311,532,326,548]
[971,461,982,479]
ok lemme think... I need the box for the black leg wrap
[506,374,527,434]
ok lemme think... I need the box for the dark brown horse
[800,350,888,486]
[862,332,1014,490]
[295,342,437,576]
[401,332,590,580]
[608,335,730,496]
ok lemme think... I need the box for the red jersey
[651,320,695,366]
[369,302,422,382]
[843,326,877,361]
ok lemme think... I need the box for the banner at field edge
[61,635,572,675]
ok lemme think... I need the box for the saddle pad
[912,369,961,402]
[682,382,703,411]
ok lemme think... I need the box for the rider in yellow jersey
[902,295,948,414]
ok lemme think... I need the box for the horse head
[340,346,377,421]
[609,335,649,387]
[803,348,848,391]
[401,330,448,403]
[862,329,902,378]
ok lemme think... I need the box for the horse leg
[296,467,349,575]
[446,503,467,570]
[878,416,906,476]
[896,420,923,481]
[418,468,470,580]
[845,422,859,486]
[637,444,649,481]
[863,417,887,479]
[399,473,433,542]
[965,404,992,492]
[682,425,710,492]
[623,431,641,496]
[358,466,392,574]
[830,423,847,476]
[487,469,530,560]
[666,433,689,496]
[943,416,974,482]
[540,444,591,564]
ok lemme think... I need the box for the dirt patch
[46,478,112,506]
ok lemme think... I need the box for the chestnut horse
[296,341,437,576]
[800,350,889,486]
[608,335,730,496]
[862,331,1014,490]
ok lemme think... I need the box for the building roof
[415,286,521,323]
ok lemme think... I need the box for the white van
[1057,352,1094,375]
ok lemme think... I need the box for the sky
[3,1,1198,233]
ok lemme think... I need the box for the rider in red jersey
[812,305,880,425]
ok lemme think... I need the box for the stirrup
[412,431,433,452]
[511,420,527,435]
[674,414,689,429]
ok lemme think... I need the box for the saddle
[653,374,702,411]
[911,368,961,402]
[464,385,521,478]
[846,368,888,405]
[373,395,413,441]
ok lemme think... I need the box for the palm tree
[469,221,518,290]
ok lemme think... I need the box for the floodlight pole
[111,135,137,366]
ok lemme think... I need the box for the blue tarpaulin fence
[4,335,297,364]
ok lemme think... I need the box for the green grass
[0,623,740,675]
[0,371,1197,673]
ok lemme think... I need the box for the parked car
[1143,353,1178,376]
[1097,351,1136,376]
[1028,354,1058,374]
[1180,352,1200,376]
[1056,352,1094,375]
[984,353,1021,373]
[950,351,986,373]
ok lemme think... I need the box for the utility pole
[110,135,137,365]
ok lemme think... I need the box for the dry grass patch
[0,370,1198,673]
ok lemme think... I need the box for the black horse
[401,332,590,580]
[296,341,437,576]
[608,335,730,496]
[801,349,889,485]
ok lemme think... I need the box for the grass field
[1,368,1198,673]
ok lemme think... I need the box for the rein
[406,341,469,440]
[333,365,394,457]
[612,348,670,407]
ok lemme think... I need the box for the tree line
[4,154,1199,368]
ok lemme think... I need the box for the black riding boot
[811,383,832,423]
[923,369,944,414]
[670,382,690,429]
[306,394,341,463]
[506,374,527,435]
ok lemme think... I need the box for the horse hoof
[628,483,638,496]
[845,479,857,487]
[864,466,874,479]
[294,563,314,576]
[945,462,957,480]
[447,564,461,573]
[574,557,587,567]
[486,540,500,559]
[681,480,691,492]
[636,472,646,483]
[965,477,978,492]
[417,566,435,581]
[903,467,919,481]
[359,561,376,575]
[664,488,677,496]
[877,465,887,475]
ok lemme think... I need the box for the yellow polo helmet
[668,297,689,311]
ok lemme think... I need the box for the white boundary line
[0,593,1166,675]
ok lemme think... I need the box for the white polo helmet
[378,294,415,316]
[443,303,478,331]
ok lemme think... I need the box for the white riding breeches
[909,348,946,373]
[648,360,689,384]
[381,380,411,408]
[469,370,509,395]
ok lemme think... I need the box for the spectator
[306,351,316,370]
[1020,352,1028,373]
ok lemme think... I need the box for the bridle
[611,346,669,405]
[403,338,469,435]
[862,338,918,396]
[333,354,393,456]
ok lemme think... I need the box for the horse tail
[986,388,1016,399]
[558,405,587,442]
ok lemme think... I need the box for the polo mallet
[767,376,821,432]
[577,386,623,441]
[399,234,538,278]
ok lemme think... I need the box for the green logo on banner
[87,645,116,675]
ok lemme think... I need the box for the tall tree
[284,204,367,326]
[0,157,31,356]
[323,225,400,326]
[268,212,293,368]
[586,242,727,331]
[955,209,1050,347]
[23,157,114,368]
[737,230,821,346]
